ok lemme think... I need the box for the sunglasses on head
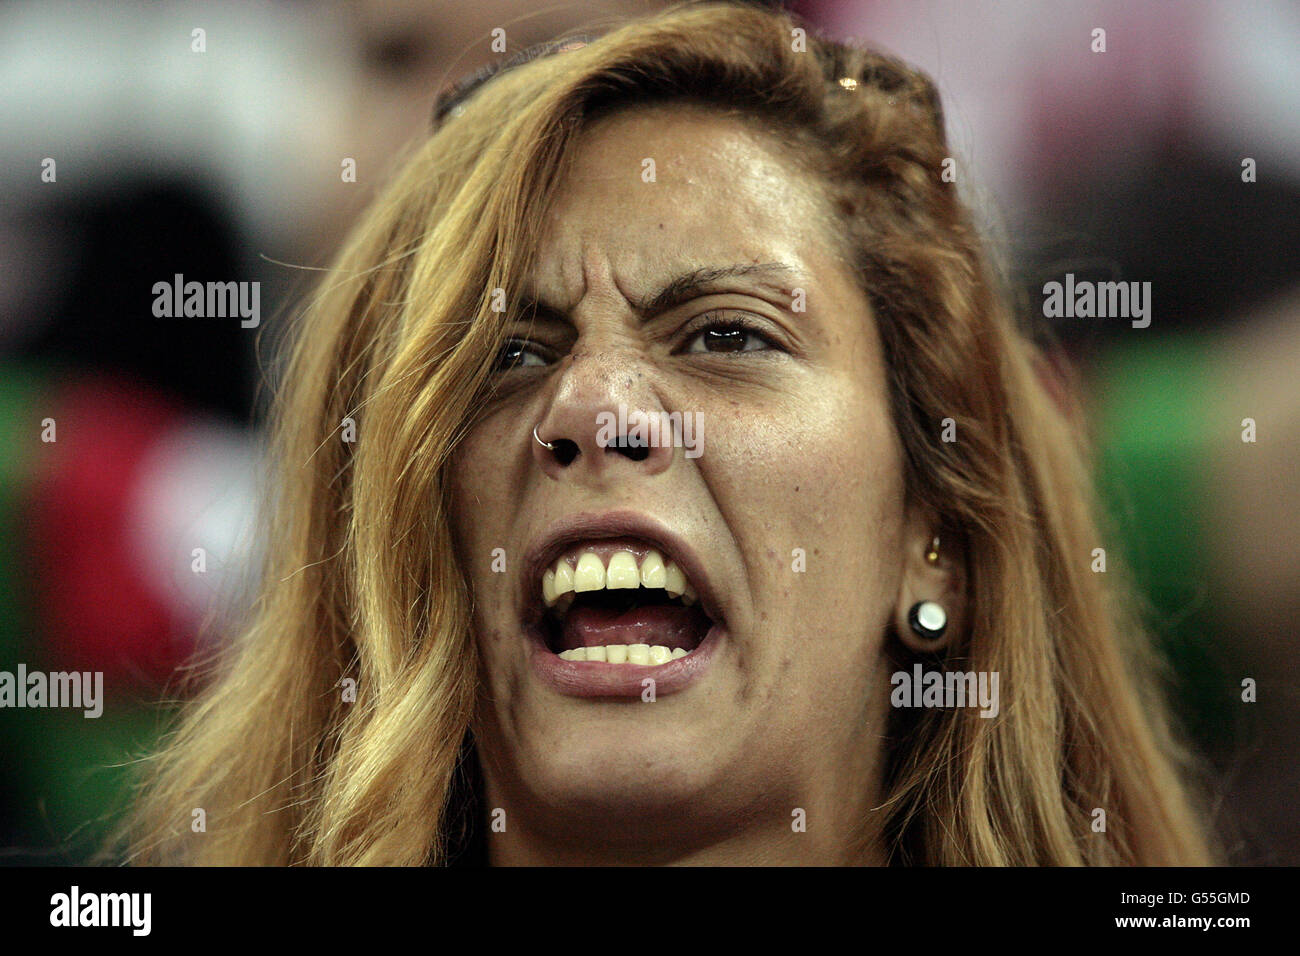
[429,27,916,135]
[431,36,595,130]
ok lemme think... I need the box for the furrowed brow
[511,262,799,323]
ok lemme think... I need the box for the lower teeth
[557,644,689,665]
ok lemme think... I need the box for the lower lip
[526,621,722,698]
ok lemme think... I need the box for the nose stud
[533,426,555,451]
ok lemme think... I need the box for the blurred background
[1,0,1296,864]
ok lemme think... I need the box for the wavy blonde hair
[118,0,1213,865]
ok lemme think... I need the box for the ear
[894,507,966,653]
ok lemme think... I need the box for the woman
[121,1,1213,865]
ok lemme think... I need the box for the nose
[531,346,675,483]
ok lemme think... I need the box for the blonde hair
[119,1,1213,865]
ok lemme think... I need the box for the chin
[512,735,726,816]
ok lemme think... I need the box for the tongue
[560,602,711,653]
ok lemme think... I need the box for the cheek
[447,438,488,575]
[447,413,523,630]
[704,366,904,651]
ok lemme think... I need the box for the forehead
[532,104,835,300]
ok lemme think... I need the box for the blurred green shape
[1092,334,1233,750]
[7,700,174,863]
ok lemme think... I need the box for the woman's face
[449,104,927,863]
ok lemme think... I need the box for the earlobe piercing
[926,535,940,564]
[908,600,947,641]
[533,426,555,451]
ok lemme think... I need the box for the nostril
[552,438,580,466]
[608,437,650,462]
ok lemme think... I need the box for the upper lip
[520,509,724,628]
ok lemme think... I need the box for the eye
[680,313,779,355]
[492,339,550,371]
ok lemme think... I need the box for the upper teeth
[542,548,697,610]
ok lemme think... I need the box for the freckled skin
[447,105,932,865]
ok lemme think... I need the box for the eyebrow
[517,262,799,323]
[630,262,798,315]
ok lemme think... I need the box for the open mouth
[538,541,716,665]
